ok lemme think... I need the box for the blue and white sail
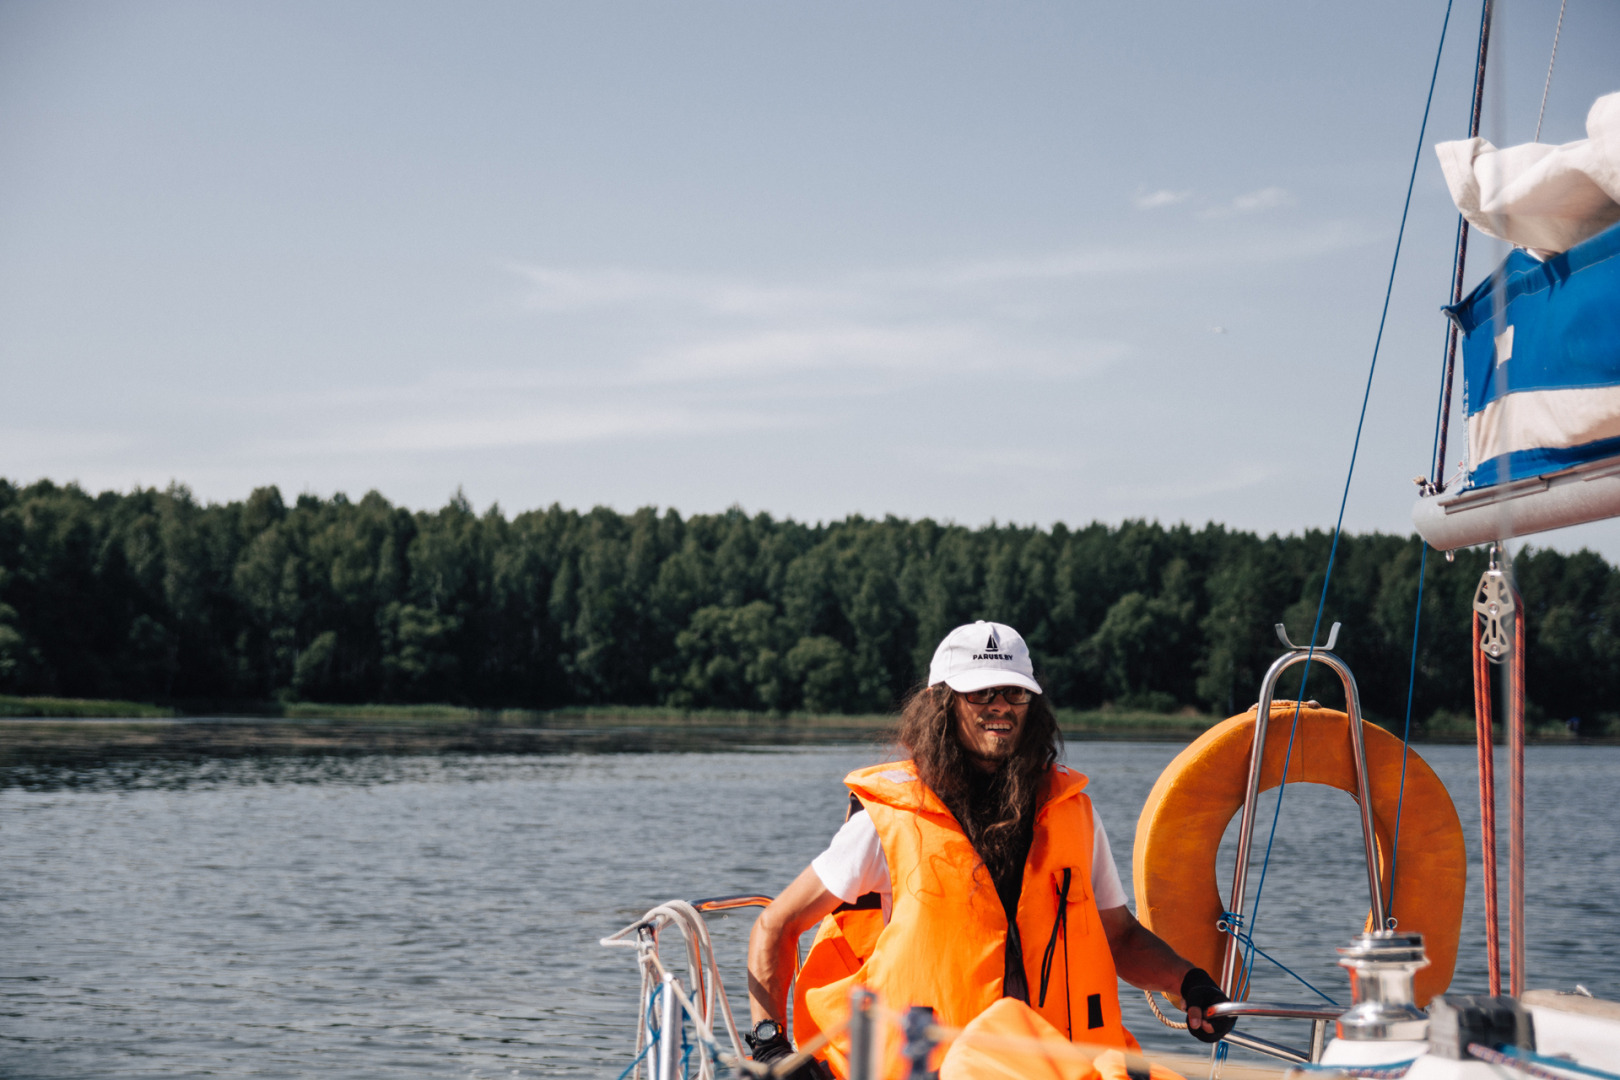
[1414,219,1620,549]
[1454,220,1620,489]
[1413,92,1620,551]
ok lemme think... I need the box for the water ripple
[1,742,1616,1075]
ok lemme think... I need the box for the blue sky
[4,1,1620,553]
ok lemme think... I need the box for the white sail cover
[1436,91,1620,258]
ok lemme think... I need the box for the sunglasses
[961,686,1034,706]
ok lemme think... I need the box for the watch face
[753,1019,782,1042]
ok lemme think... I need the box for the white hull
[1317,989,1620,1079]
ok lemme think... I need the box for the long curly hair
[894,682,1061,871]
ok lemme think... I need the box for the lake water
[3,739,1617,1077]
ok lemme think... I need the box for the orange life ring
[1131,704,1465,1006]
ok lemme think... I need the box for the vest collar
[846,760,1090,819]
[1038,762,1090,812]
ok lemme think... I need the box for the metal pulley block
[1473,569,1515,664]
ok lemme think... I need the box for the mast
[1430,0,1494,491]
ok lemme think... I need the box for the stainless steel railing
[1219,623,1388,1002]
[1199,623,1389,1065]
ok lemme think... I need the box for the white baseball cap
[927,621,1043,695]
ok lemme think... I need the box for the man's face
[952,688,1029,770]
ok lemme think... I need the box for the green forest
[3,478,1618,731]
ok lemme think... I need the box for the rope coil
[1143,989,1190,1031]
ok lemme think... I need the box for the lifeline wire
[1234,0,1455,1005]
[1219,911,1341,1006]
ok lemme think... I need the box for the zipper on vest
[1037,867,1074,1038]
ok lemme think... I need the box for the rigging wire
[1432,0,1495,489]
[1384,543,1429,914]
[1232,0,1457,1006]
[1534,0,1569,143]
[1387,298,1457,913]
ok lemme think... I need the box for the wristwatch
[745,1018,785,1052]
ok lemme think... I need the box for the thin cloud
[1133,189,1191,210]
[632,323,1129,384]
[638,323,987,381]
[863,224,1371,292]
[253,405,785,456]
[512,224,1363,316]
[899,444,1097,477]
[452,228,1375,450]
[1233,186,1293,212]
[1201,186,1296,219]
[512,264,841,317]
[0,428,135,462]
[1109,462,1278,502]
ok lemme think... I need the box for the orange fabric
[1131,705,1466,1006]
[938,999,1184,1080]
[791,907,883,1050]
[798,761,1131,1078]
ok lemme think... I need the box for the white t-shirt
[811,802,1128,921]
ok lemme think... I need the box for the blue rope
[620,982,710,1080]
[1386,542,1429,915]
[1236,0,1456,1001]
[629,979,729,1080]
[616,1041,655,1080]
[628,984,668,1080]
[1397,0,1477,922]
[1220,913,1342,1006]
[618,985,663,1080]
[1286,1060,1415,1078]
[1494,1044,1620,1080]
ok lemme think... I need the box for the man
[745,621,1233,1077]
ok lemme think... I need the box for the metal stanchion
[656,971,681,1080]
[847,988,877,1080]
[902,1006,937,1080]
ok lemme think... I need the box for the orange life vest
[795,761,1134,1078]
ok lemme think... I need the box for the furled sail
[1435,91,1620,259]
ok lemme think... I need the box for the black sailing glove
[747,1030,833,1080]
[1180,967,1236,1044]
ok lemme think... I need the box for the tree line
[2,478,1617,729]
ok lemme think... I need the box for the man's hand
[747,867,842,1030]
[746,1029,832,1079]
[1179,967,1235,1043]
[1097,905,1236,1042]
